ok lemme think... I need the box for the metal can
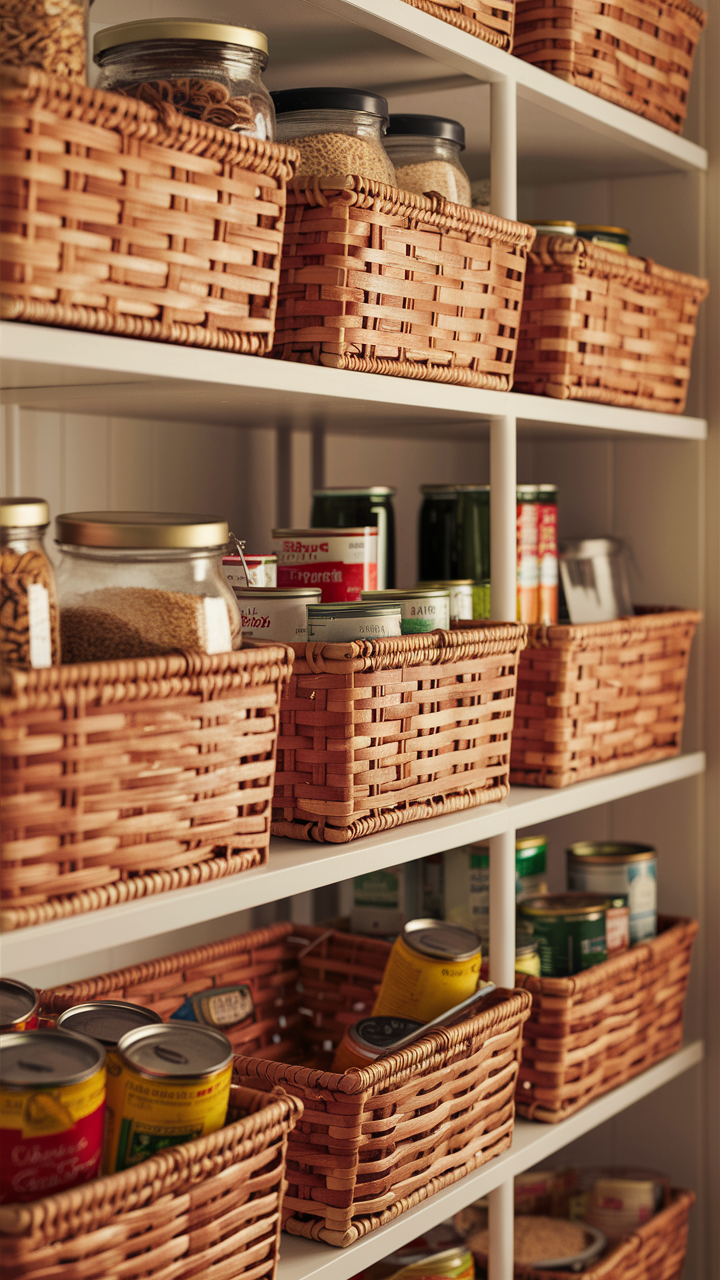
[567,842,657,943]
[311,487,396,589]
[366,1224,474,1280]
[306,601,402,643]
[417,579,474,621]
[515,941,541,977]
[361,587,450,634]
[576,225,631,254]
[606,896,631,955]
[518,893,610,977]
[272,526,378,602]
[537,484,558,626]
[56,1001,162,1052]
[418,485,490,619]
[0,1028,106,1202]
[528,220,577,237]
[104,1022,233,1174]
[444,837,548,949]
[235,586,321,642]
[516,834,549,900]
[372,918,482,1022]
[223,552,277,589]
[332,1015,423,1072]
[517,484,539,624]
[0,979,39,1032]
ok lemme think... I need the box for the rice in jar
[272,87,395,184]
[385,114,471,206]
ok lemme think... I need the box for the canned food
[515,941,541,977]
[0,979,38,1032]
[56,1001,162,1049]
[567,842,657,944]
[518,893,610,977]
[104,1022,233,1174]
[517,485,539,624]
[332,1015,423,1071]
[366,1224,474,1280]
[537,484,558,626]
[372,918,482,1022]
[170,984,255,1030]
[577,225,631,253]
[528,220,577,237]
[0,1029,106,1202]
[444,838,548,949]
[351,865,419,936]
[235,586,321,642]
[361,587,449,634]
[516,835,549,900]
[606,897,631,955]
[417,579,474,621]
[587,1174,662,1241]
[223,552,277,589]
[272,527,378,602]
[306,601,402,642]
[311,487,396,589]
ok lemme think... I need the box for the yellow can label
[515,950,541,977]
[0,1071,105,1137]
[104,1058,232,1174]
[372,935,481,1023]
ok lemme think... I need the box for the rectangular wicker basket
[514,916,697,1123]
[40,921,533,1249]
[0,647,293,931]
[509,609,700,788]
[514,236,708,413]
[0,1083,303,1280]
[272,176,535,390]
[0,67,298,352]
[401,0,514,49]
[269,625,527,843]
[513,0,705,135]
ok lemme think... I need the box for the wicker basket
[269,625,526,844]
[40,921,533,1248]
[508,609,700,788]
[0,1083,303,1280]
[514,916,697,1123]
[401,0,514,49]
[0,67,298,351]
[513,0,705,135]
[514,236,708,413]
[0,647,293,931]
[272,176,535,390]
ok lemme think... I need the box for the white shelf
[276,1041,704,1280]
[0,325,707,441]
[0,752,704,978]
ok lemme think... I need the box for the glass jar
[418,484,490,619]
[55,512,242,663]
[272,87,395,184]
[385,115,471,206]
[93,19,273,139]
[1,498,60,669]
[0,0,87,80]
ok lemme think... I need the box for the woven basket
[268,625,527,844]
[0,1083,303,1280]
[0,647,293,931]
[514,236,708,413]
[513,0,705,135]
[272,176,535,390]
[508,609,700,788]
[401,0,514,49]
[514,916,697,1123]
[0,67,298,351]
[40,921,533,1248]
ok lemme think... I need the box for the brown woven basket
[0,1083,303,1280]
[513,0,705,135]
[0,647,293,931]
[0,67,298,351]
[508,609,700,788]
[514,916,697,1123]
[272,176,535,390]
[401,0,514,49]
[514,236,708,413]
[269,625,526,843]
[40,921,533,1248]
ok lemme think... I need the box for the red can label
[272,530,378,603]
[537,500,558,626]
[0,1070,106,1202]
[516,501,539,625]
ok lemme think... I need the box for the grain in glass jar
[385,115,471,206]
[272,87,394,184]
[0,0,87,79]
[1,498,60,669]
[93,19,273,139]
[56,512,241,663]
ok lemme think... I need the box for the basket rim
[290,624,528,673]
[515,0,706,27]
[528,235,709,297]
[523,608,702,646]
[515,915,698,996]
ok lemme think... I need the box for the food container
[372,919,482,1021]
[577,224,631,253]
[517,484,540,624]
[537,484,558,626]
[418,485,490,619]
[361,587,450,633]
[586,1170,665,1241]
[272,526,378,602]
[351,864,418,935]
[366,1225,474,1280]
[272,86,394,183]
[444,836,548,949]
[559,537,633,624]
[515,941,542,976]
[306,601,402,642]
[55,511,241,662]
[0,1028,106,1202]
[56,1001,163,1051]
[223,551,277,589]
[519,892,610,976]
[385,113,471,205]
[331,1015,423,1071]
[0,0,87,79]
[568,842,657,943]
[0,979,38,1032]
[606,897,631,955]
[468,1216,606,1271]
[93,18,274,138]
[1,498,59,669]
[418,579,474,620]
[528,220,577,236]
[235,586,321,642]
[312,486,396,588]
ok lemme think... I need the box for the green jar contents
[418,485,490,619]
[360,587,449,634]
[311,487,396,588]
[518,892,610,977]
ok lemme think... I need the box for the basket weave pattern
[0,1085,302,1280]
[272,176,535,390]
[514,237,708,413]
[41,922,532,1249]
[508,610,700,788]
[0,647,293,931]
[0,67,298,351]
[401,0,514,49]
[514,917,697,1124]
[270,625,526,843]
[513,0,705,134]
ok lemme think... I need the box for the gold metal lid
[519,892,611,918]
[56,512,229,549]
[0,498,49,527]
[576,225,630,236]
[567,841,655,863]
[528,219,577,228]
[94,19,268,58]
[516,834,548,850]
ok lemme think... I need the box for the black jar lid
[387,114,465,149]
[271,87,389,121]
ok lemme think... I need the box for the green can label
[520,909,607,977]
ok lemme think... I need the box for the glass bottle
[1,498,60,669]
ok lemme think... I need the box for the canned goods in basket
[332,1016,423,1072]
[518,893,610,977]
[307,601,402,643]
[567,842,657,944]
[311,486,396,589]
[417,579,474,621]
[235,587,321,642]
[515,941,541,977]
[272,527,378,602]
[104,1022,233,1174]
[372,919,482,1022]
[361,587,450,634]
[223,552,277,589]
[0,979,39,1032]
[56,1002,162,1051]
[0,1029,106,1202]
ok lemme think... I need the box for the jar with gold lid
[1,498,60,669]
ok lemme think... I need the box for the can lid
[516,834,548,852]
[117,1023,232,1077]
[361,588,449,601]
[271,87,389,120]
[567,841,656,863]
[0,979,37,1027]
[386,113,465,149]
[56,1001,163,1048]
[528,219,577,229]
[308,602,402,617]
[57,512,229,549]
[272,527,377,537]
[403,918,481,961]
[1,497,49,527]
[235,587,321,599]
[94,19,268,58]
[351,1016,423,1049]
[516,942,539,957]
[312,487,395,497]
[0,1028,106,1085]
[519,893,611,918]
[576,225,630,236]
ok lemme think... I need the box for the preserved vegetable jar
[0,0,87,80]
[56,512,241,663]
[93,19,274,139]
[385,115,471,206]
[418,485,490,619]
[1,498,60,669]
[272,87,395,184]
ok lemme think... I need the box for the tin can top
[56,1001,163,1048]
[0,1028,106,1087]
[567,841,655,864]
[351,1016,423,1050]
[308,602,402,618]
[117,1022,232,1078]
[519,892,611,919]
[516,941,539,957]
[0,979,38,1029]
[361,588,449,601]
[234,587,321,599]
[403,918,481,961]
[272,527,378,538]
[516,834,548,852]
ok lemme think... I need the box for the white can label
[240,596,312,643]
[448,585,474,620]
[307,612,402,643]
[223,558,277,589]
[273,532,378,602]
[27,582,52,669]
